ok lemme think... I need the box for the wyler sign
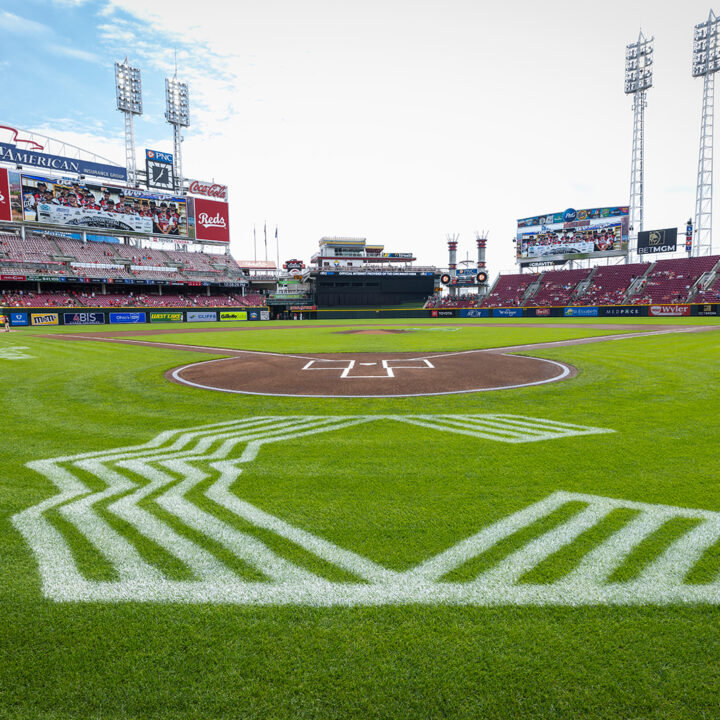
[0,168,11,221]
[637,228,678,255]
[194,197,230,243]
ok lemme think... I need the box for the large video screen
[516,206,629,265]
[12,173,194,238]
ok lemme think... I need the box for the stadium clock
[146,159,174,191]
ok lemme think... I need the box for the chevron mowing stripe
[26,414,720,605]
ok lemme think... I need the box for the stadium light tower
[115,58,143,187]
[692,10,720,256]
[165,75,190,193]
[625,30,654,262]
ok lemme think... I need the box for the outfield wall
[3,303,719,326]
[0,307,269,327]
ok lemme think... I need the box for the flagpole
[275,225,279,270]
[253,225,257,261]
[264,221,267,261]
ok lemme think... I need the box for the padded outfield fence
[1,303,720,326]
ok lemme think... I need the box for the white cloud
[48,44,102,64]
[0,11,50,35]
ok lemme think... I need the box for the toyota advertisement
[517,206,629,265]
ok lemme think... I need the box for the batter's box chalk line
[302,358,434,378]
[15,414,716,606]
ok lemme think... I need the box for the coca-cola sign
[188,179,228,201]
[649,304,691,317]
[0,168,10,222]
[193,197,230,243]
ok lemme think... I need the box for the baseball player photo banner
[0,168,11,222]
[15,173,194,238]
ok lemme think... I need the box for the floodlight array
[693,11,720,77]
[165,78,190,127]
[624,33,654,94]
[115,61,143,115]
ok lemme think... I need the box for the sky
[0,0,718,276]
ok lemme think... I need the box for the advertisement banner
[30,312,58,326]
[0,142,126,181]
[186,311,218,322]
[15,173,192,238]
[637,228,678,255]
[187,179,228,201]
[601,306,643,317]
[149,311,183,323]
[649,304,691,317]
[109,312,146,324]
[9,312,28,326]
[145,149,175,192]
[1,274,27,281]
[696,303,719,316]
[459,308,489,318]
[430,309,456,318]
[564,306,599,317]
[219,311,247,321]
[62,312,105,325]
[194,197,230,243]
[534,308,552,316]
[493,308,523,318]
[0,167,11,222]
[260,310,270,320]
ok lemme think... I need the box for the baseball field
[2,316,720,719]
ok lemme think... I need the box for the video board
[516,207,629,265]
[11,172,193,239]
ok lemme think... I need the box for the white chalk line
[18,414,695,606]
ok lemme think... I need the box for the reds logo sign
[198,211,227,229]
[193,197,230,243]
[188,180,227,200]
[0,168,11,222]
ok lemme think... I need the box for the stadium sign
[601,306,642,316]
[697,304,719,316]
[63,312,105,326]
[1,274,26,281]
[564,307,599,317]
[459,308,489,318]
[187,179,228,201]
[194,197,230,243]
[9,312,28,326]
[0,143,127,181]
[30,312,58,326]
[0,168,11,221]
[109,312,146,324]
[149,312,183,323]
[493,308,523,318]
[220,311,247,321]
[637,228,678,255]
[649,304,691,317]
[186,311,218,322]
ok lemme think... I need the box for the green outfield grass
[1,320,720,719]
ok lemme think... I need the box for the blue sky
[1,1,719,270]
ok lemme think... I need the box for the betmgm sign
[637,228,678,255]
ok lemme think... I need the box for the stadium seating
[425,293,478,308]
[571,263,648,306]
[0,291,81,307]
[481,273,536,307]
[529,269,591,307]
[628,256,720,304]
